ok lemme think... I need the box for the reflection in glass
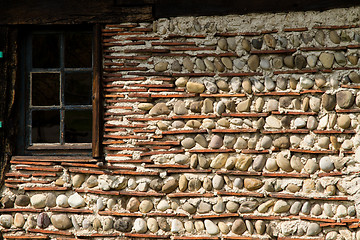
[65,72,92,105]
[32,110,60,143]
[65,32,92,68]
[65,110,92,143]
[31,73,60,106]
[32,34,60,68]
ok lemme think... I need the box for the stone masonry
[2,6,360,240]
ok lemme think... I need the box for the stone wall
[2,6,360,240]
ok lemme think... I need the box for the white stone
[319,157,334,172]
[31,194,46,209]
[300,77,314,89]
[56,194,69,208]
[157,200,170,211]
[68,193,85,208]
[184,221,194,233]
[171,219,184,233]
[204,220,220,235]
[134,218,147,233]
[266,116,281,128]
[294,117,306,128]
[147,218,158,233]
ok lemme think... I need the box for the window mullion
[60,33,65,145]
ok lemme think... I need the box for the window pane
[32,34,60,68]
[65,32,92,68]
[65,72,92,105]
[31,73,60,106]
[65,110,92,143]
[32,110,60,143]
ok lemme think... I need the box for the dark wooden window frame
[18,25,102,158]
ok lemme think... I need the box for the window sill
[27,143,92,150]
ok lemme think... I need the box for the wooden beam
[92,24,103,159]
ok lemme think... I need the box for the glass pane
[65,32,92,68]
[65,110,92,143]
[32,34,60,68]
[31,73,60,106]
[65,72,92,105]
[32,110,60,143]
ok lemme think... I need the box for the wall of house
[2,6,360,240]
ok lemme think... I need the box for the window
[18,26,102,156]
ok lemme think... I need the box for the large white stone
[134,218,147,233]
[204,220,219,235]
[68,193,85,208]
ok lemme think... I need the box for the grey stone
[203,99,213,113]
[154,62,168,72]
[15,195,30,207]
[322,94,336,110]
[281,116,291,128]
[195,58,206,71]
[261,136,272,149]
[188,179,201,191]
[336,90,354,109]
[218,38,228,50]
[294,117,306,128]
[284,56,294,68]
[253,155,266,171]
[301,32,313,44]
[182,202,196,214]
[103,218,113,231]
[290,155,304,172]
[315,30,325,46]
[158,217,170,232]
[199,155,210,169]
[205,220,219,235]
[174,101,187,115]
[150,179,163,192]
[181,138,196,149]
[226,201,239,213]
[209,135,223,149]
[224,135,236,148]
[242,78,252,93]
[277,77,287,90]
[255,220,266,235]
[139,200,153,213]
[232,219,246,235]
[335,52,347,66]
[273,200,290,213]
[162,179,178,193]
[203,177,212,191]
[273,57,283,69]
[265,77,276,91]
[260,59,271,70]
[86,175,98,188]
[307,223,321,236]
[212,175,224,190]
[311,204,322,216]
[290,201,302,215]
[252,38,263,49]
[300,77,314,89]
[264,34,276,48]
[186,82,205,93]
[248,55,260,71]
[307,55,318,67]
[227,37,237,51]
[221,57,233,70]
[171,60,182,71]
[304,159,319,174]
[234,59,245,70]
[279,97,292,108]
[114,218,132,232]
[301,202,311,215]
[278,37,288,48]
[51,214,72,230]
[329,30,341,44]
[349,71,360,83]
[149,103,170,116]
[37,212,51,229]
[204,81,218,93]
[241,39,251,51]
[295,55,307,69]
[267,99,279,111]
[310,97,321,112]
[198,202,212,214]
[194,134,208,148]
[214,58,225,72]
[254,78,264,91]
[319,52,334,69]
[213,198,225,213]
[239,201,258,213]
[183,57,194,72]
[204,59,215,71]
[276,152,292,172]
[72,174,85,188]
[217,80,229,91]
[0,215,13,228]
